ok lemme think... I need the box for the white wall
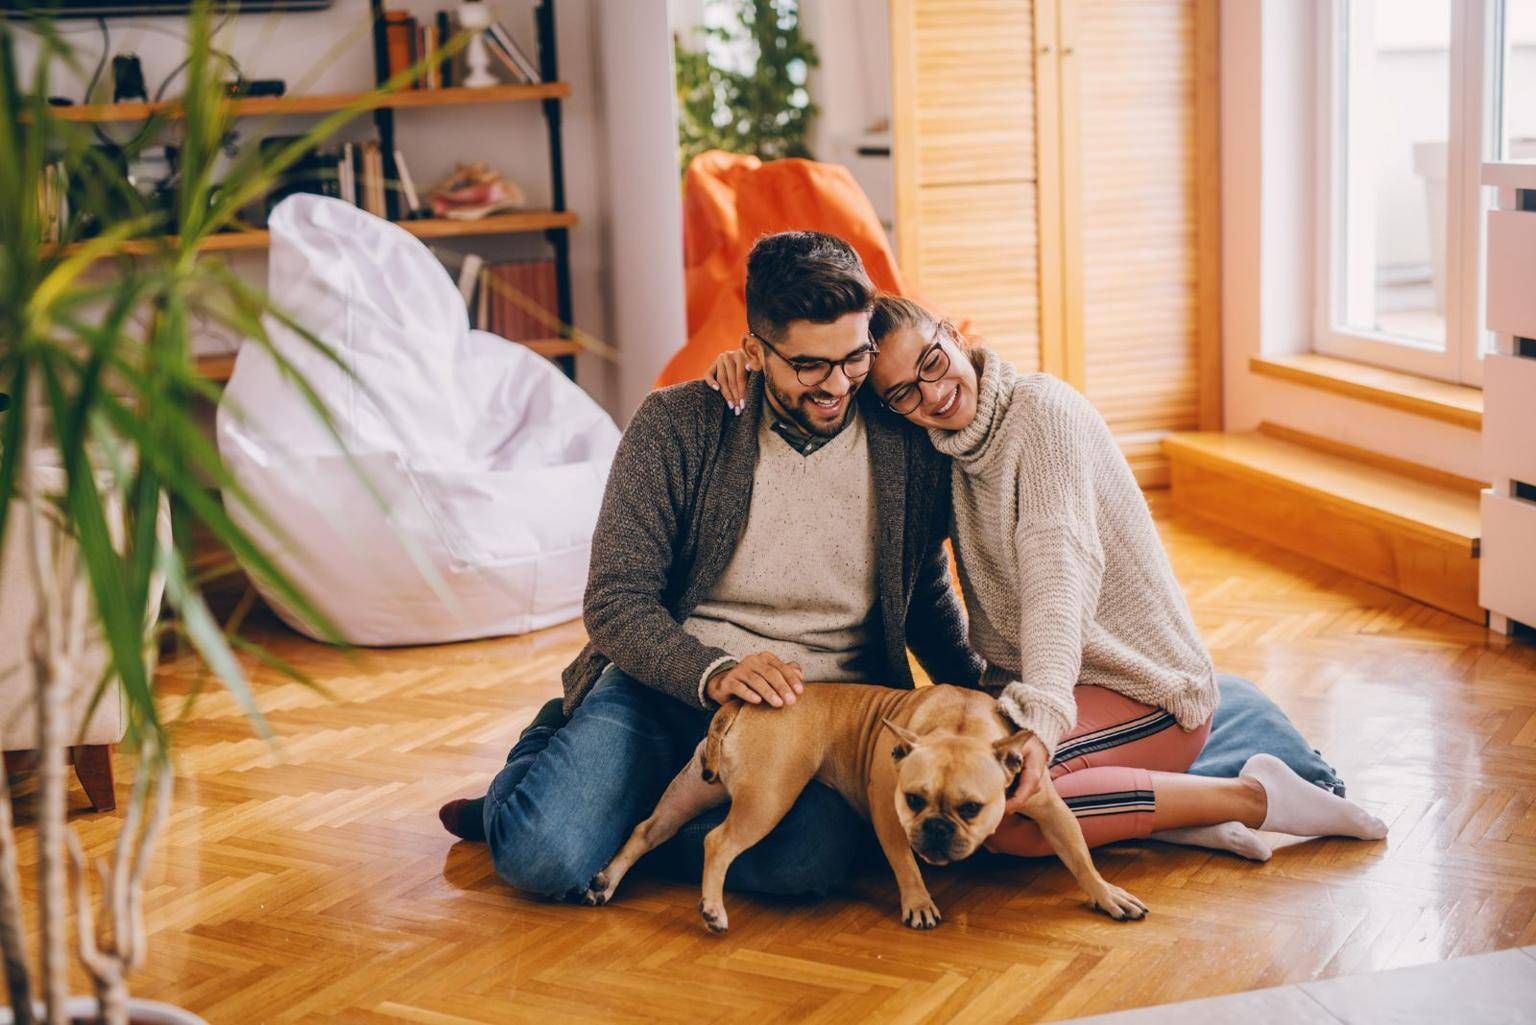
[1220,0,1483,480]
[12,0,689,422]
[596,0,689,417]
[801,0,893,232]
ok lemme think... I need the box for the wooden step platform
[1163,429,1483,622]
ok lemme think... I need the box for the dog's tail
[700,699,745,784]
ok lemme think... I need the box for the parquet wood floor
[14,495,1536,1023]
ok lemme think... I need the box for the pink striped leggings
[986,686,1212,858]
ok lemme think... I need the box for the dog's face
[884,719,1030,865]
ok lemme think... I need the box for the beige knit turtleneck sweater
[930,349,1219,757]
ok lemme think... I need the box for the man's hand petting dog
[705,653,804,708]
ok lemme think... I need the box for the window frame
[1313,0,1505,387]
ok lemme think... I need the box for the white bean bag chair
[216,195,619,645]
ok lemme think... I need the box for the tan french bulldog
[583,683,1149,933]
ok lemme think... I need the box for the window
[1316,0,1532,385]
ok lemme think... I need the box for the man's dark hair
[744,231,874,343]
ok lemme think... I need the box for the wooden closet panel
[1070,0,1203,443]
[912,182,1042,373]
[892,0,1045,375]
[907,1,1037,185]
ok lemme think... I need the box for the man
[440,231,982,899]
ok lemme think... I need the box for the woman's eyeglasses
[880,321,953,415]
[749,331,877,388]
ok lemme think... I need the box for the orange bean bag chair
[653,151,909,389]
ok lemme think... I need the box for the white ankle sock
[1242,753,1387,840]
[1149,822,1273,861]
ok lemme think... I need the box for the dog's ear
[992,732,1033,779]
[883,718,922,761]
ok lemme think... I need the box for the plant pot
[0,997,207,1024]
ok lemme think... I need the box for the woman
[705,295,1387,860]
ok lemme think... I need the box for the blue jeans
[484,666,866,900]
[1188,675,1347,795]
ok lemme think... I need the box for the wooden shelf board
[59,210,577,259]
[1164,430,1483,622]
[1250,353,1483,430]
[51,82,570,123]
[1256,422,1488,496]
[194,338,575,383]
[1163,431,1480,549]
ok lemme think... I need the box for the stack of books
[261,138,425,224]
[475,259,558,342]
[382,6,542,88]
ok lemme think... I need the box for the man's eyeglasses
[749,331,877,388]
[879,320,954,415]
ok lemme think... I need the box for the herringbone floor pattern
[15,495,1536,1023]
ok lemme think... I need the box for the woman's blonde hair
[868,294,983,372]
[868,294,938,345]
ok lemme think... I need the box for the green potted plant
[0,5,458,1022]
[673,0,820,172]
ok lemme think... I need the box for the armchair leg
[71,745,115,813]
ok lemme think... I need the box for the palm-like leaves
[1,7,466,1016]
[3,1,466,753]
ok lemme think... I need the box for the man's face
[747,310,873,437]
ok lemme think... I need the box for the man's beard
[765,375,858,438]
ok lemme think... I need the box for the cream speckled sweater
[683,405,880,689]
[930,349,1219,757]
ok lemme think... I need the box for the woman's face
[869,320,979,431]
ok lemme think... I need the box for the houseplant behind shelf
[0,5,454,1023]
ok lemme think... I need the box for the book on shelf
[339,142,356,206]
[360,141,387,218]
[482,259,557,342]
[482,29,529,84]
[487,18,541,83]
[417,22,441,90]
[393,148,423,216]
[435,10,455,87]
[372,145,388,217]
[457,253,485,308]
[247,137,432,225]
[383,7,481,90]
[384,10,416,82]
[261,136,342,222]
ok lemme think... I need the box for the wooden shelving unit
[60,210,578,258]
[51,82,570,123]
[50,0,579,378]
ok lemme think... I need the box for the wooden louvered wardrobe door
[1059,0,1221,484]
[890,0,1047,373]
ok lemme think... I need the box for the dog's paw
[581,872,614,906]
[1088,884,1149,922]
[901,895,943,930]
[699,897,729,935]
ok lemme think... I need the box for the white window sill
[1249,353,1483,431]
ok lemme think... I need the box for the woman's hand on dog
[706,652,804,708]
[1003,734,1051,814]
